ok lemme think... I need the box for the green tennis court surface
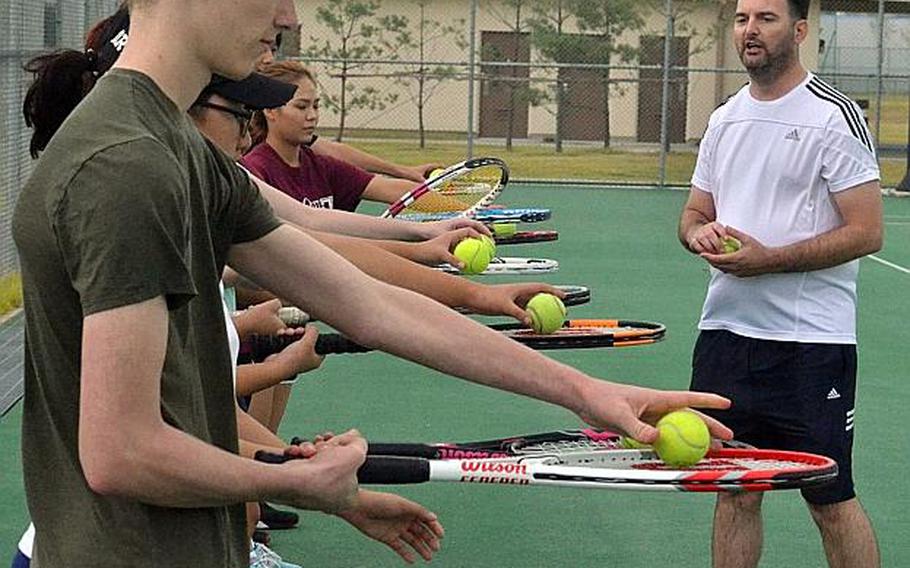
[1,186,908,566]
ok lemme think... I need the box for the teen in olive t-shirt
[12,69,281,566]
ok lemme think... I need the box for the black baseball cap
[93,5,295,110]
[202,74,296,110]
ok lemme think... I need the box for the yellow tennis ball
[652,410,710,467]
[721,236,742,254]
[620,436,651,449]
[492,223,517,237]
[454,237,493,274]
[428,168,446,179]
[526,293,566,335]
[479,234,497,257]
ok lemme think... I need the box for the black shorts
[691,330,857,505]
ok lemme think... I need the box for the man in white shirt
[678,1,882,567]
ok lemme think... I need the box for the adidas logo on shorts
[826,387,841,400]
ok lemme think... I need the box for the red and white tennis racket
[258,428,837,493]
[381,157,507,219]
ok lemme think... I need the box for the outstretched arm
[253,173,486,242]
[230,224,733,443]
[311,137,441,183]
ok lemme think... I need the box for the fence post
[658,0,674,189]
[466,0,478,160]
[874,0,884,147]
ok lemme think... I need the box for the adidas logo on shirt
[827,387,841,400]
[785,128,801,142]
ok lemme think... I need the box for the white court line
[868,255,910,274]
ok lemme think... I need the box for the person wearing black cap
[12,1,732,566]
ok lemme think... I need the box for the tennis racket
[380,157,508,219]
[455,285,590,315]
[494,230,558,245]
[255,434,837,492]
[249,317,664,359]
[437,257,559,275]
[402,207,551,224]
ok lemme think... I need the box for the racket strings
[513,439,623,455]
[403,166,504,215]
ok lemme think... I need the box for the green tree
[395,0,468,148]
[528,0,643,149]
[304,0,411,141]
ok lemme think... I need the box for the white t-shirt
[691,73,879,344]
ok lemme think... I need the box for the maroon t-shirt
[241,142,374,212]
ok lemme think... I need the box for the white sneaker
[250,541,302,568]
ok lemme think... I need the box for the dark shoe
[259,502,299,530]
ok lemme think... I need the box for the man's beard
[740,44,797,85]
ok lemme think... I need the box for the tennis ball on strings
[652,410,710,467]
[454,237,493,274]
[428,168,446,179]
[526,293,567,335]
[721,236,742,254]
[620,436,651,450]
[492,223,518,237]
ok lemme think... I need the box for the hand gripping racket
[437,257,559,275]
[256,430,838,493]
[381,157,508,219]
[249,318,665,359]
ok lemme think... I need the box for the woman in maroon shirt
[242,61,417,212]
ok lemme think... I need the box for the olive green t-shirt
[12,69,281,567]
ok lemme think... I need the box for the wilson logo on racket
[460,461,529,475]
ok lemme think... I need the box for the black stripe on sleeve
[807,78,874,153]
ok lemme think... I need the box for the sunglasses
[198,102,253,138]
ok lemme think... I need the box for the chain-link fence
[2,0,910,288]
[1,1,121,295]
[291,0,910,182]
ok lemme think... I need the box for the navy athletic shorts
[690,330,857,505]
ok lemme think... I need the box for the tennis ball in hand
[526,293,566,334]
[721,236,742,254]
[428,168,446,179]
[492,223,517,237]
[479,235,497,257]
[652,410,710,467]
[454,237,493,274]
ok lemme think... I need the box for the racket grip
[249,333,372,359]
[314,333,372,355]
[358,456,430,485]
[253,452,430,485]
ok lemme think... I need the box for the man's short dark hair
[788,0,810,20]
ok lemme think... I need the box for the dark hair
[249,60,315,147]
[22,7,126,158]
[788,0,810,20]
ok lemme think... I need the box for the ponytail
[22,4,130,158]
[22,50,100,158]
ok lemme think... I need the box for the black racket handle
[254,451,430,484]
[249,333,372,359]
